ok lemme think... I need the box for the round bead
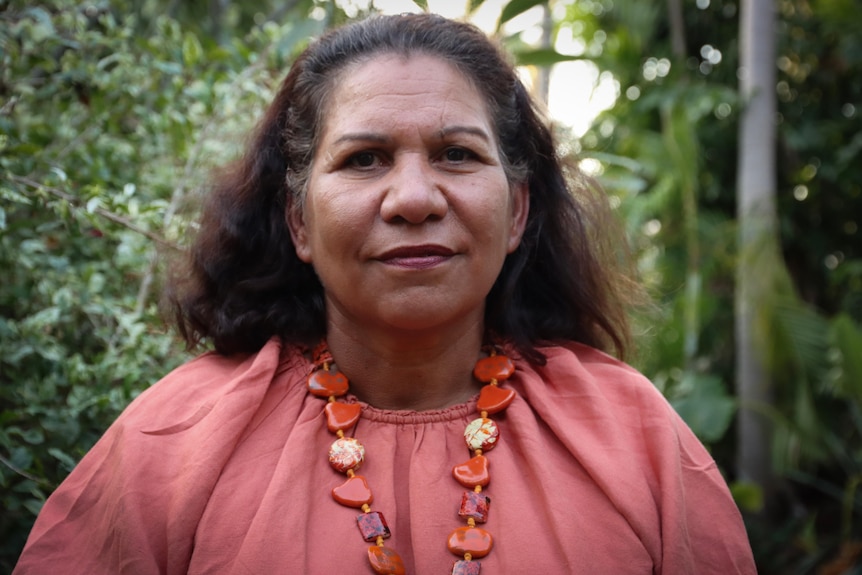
[329,437,364,472]
[463,418,499,452]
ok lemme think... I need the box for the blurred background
[1,0,860,572]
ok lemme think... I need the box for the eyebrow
[332,132,392,146]
[438,125,491,142]
[331,125,491,147]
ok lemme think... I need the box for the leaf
[729,481,764,513]
[23,498,44,517]
[769,300,831,378]
[410,0,429,11]
[182,32,203,66]
[468,0,486,14]
[513,48,583,67]
[47,448,79,473]
[831,314,862,401]
[497,0,545,28]
[670,374,736,442]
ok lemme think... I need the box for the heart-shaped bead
[452,454,490,488]
[473,354,515,383]
[308,369,349,398]
[476,384,516,414]
[332,474,373,507]
[325,402,361,432]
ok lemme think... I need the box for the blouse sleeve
[13,340,287,575]
[526,343,757,574]
[652,396,757,574]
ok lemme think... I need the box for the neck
[324,319,485,411]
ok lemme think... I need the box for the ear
[506,181,530,253]
[286,202,313,263]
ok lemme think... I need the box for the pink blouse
[14,338,756,574]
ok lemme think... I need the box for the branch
[0,452,53,488]
[7,174,180,251]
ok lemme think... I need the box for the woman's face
[289,54,529,340]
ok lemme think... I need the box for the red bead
[308,369,349,398]
[464,418,499,452]
[328,437,364,472]
[476,384,516,414]
[459,490,490,523]
[367,545,406,575]
[325,401,361,432]
[452,560,481,575]
[357,511,391,541]
[332,474,373,507]
[473,355,514,383]
[447,526,493,558]
[452,454,490,488]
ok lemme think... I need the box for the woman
[15,13,756,575]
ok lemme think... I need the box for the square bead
[452,559,481,575]
[356,510,391,541]
[458,490,490,523]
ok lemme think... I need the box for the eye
[344,150,383,171]
[443,148,471,163]
[347,151,380,169]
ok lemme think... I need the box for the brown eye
[349,152,377,168]
[444,148,469,162]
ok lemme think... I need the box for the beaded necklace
[307,342,517,575]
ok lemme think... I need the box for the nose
[379,154,448,224]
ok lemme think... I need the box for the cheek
[306,192,372,254]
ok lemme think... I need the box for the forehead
[319,53,493,140]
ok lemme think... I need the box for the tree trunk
[536,2,553,106]
[735,0,777,509]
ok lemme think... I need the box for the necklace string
[307,342,517,575]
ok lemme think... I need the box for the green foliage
[0,0,323,568]
[557,0,862,570]
[2,0,861,572]
[497,0,545,29]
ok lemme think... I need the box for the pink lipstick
[377,245,454,270]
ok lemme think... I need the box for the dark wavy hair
[167,13,638,363]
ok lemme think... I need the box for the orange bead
[325,402,361,432]
[367,545,406,575]
[473,355,514,383]
[476,384,516,414]
[332,474,373,507]
[308,369,349,398]
[452,454,490,488]
[447,526,493,558]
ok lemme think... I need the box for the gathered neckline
[342,393,479,424]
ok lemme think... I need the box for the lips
[376,244,455,269]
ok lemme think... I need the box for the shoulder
[119,337,309,432]
[512,341,712,464]
[523,341,667,412]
